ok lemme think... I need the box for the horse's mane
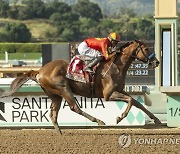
[117,41,134,53]
[120,42,131,50]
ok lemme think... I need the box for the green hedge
[0,53,41,60]
[0,43,42,53]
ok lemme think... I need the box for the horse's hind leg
[43,88,62,133]
[62,85,105,125]
[49,95,62,133]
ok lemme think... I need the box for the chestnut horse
[0,40,161,132]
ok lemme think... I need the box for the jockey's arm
[102,44,116,60]
[107,51,116,59]
[106,46,117,60]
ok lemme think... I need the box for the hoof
[54,126,62,135]
[154,119,161,124]
[98,121,106,125]
[116,116,122,124]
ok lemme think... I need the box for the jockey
[78,32,120,73]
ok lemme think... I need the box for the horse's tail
[0,70,39,98]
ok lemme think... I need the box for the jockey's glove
[108,47,117,54]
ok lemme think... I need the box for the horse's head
[132,40,159,68]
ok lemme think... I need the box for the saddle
[66,55,97,96]
[66,55,97,83]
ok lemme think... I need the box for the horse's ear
[135,39,139,42]
[135,40,143,44]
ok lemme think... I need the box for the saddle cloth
[66,55,89,83]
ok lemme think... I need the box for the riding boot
[84,56,104,73]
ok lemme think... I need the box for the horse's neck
[104,42,137,76]
[119,43,136,72]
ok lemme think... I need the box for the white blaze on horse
[0,40,161,133]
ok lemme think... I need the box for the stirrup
[83,67,95,74]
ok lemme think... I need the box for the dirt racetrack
[0,124,180,154]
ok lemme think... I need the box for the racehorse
[0,40,161,133]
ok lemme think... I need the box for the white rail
[0,78,37,85]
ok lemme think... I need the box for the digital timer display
[124,42,155,85]
[125,60,155,85]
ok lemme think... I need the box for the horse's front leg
[109,91,161,124]
[102,84,132,123]
[108,91,133,124]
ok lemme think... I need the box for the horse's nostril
[156,61,160,65]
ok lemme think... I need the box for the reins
[121,42,140,59]
[101,40,155,78]
[102,54,118,78]
[101,42,133,78]
[120,41,153,63]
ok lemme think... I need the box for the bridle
[102,41,156,78]
[121,41,156,63]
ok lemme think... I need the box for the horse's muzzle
[149,57,160,68]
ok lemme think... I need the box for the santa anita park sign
[0,95,145,127]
